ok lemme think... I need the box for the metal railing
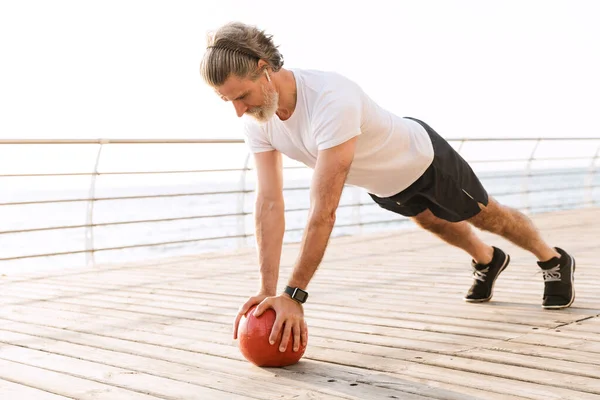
[1,137,599,266]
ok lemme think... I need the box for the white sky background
[0,0,599,141]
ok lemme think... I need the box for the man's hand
[233,292,270,340]
[254,294,308,352]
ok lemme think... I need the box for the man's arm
[253,149,285,295]
[232,149,284,340]
[253,136,358,352]
[286,136,358,290]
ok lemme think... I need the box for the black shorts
[368,117,489,223]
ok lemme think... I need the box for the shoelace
[542,265,562,282]
[473,267,489,282]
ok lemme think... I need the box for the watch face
[295,289,308,303]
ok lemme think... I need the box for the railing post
[522,139,541,214]
[237,152,251,248]
[85,140,105,267]
[585,142,600,207]
[456,139,466,155]
[352,186,361,235]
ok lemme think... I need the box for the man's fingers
[234,295,266,340]
[301,320,308,347]
[269,316,284,346]
[279,320,293,352]
[233,312,243,340]
[253,297,272,317]
[292,322,301,352]
[243,296,263,314]
[233,301,254,339]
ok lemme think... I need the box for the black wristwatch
[284,286,309,304]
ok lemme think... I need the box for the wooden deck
[1,207,599,400]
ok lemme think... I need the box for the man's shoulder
[294,68,363,112]
[293,68,359,91]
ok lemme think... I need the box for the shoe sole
[464,253,511,303]
[542,254,576,309]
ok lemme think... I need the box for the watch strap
[284,286,308,304]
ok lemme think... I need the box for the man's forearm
[287,213,336,290]
[255,197,285,295]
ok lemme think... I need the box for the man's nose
[233,100,248,117]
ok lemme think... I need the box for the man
[199,22,576,355]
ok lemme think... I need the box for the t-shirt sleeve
[311,80,363,151]
[242,119,274,153]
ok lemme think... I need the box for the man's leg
[412,207,511,303]
[398,116,574,308]
[412,208,494,264]
[466,197,559,261]
[466,196,575,309]
[412,196,575,308]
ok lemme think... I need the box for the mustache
[247,106,262,114]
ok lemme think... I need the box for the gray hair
[200,22,284,87]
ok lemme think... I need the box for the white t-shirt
[242,68,434,198]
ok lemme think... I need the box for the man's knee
[412,209,448,233]
[468,198,506,233]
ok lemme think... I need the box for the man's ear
[257,59,269,69]
[257,59,271,77]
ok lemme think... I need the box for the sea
[1,163,598,274]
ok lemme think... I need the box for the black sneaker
[538,247,575,309]
[464,247,510,303]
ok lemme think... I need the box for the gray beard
[247,85,279,123]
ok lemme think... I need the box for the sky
[1,0,599,142]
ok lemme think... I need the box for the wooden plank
[551,316,600,334]
[298,335,600,396]
[0,310,588,400]
[34,264,598,309]
[0,294,588,354]
[0,302,472,355]
[0,289,535,341]
[289,361,531,400]
[0,334,360,400]
[306,347,600,400]
[0,301,509,356]
[4,286,593,354]
[0,379,71,400]
[455,347,600,378]
[0,292,519,352]
[0,359,162,400]
[9,246,597,296]
[0,342,254,400]
[2,284,545,342]
[0,322,444,400]
[510,332,600,353]
[4,297,593,378]
[0,322,452,398]
[0,316,519,400]
[422,354,600,395]
[7,279,591,328]
[480,340,600,366]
